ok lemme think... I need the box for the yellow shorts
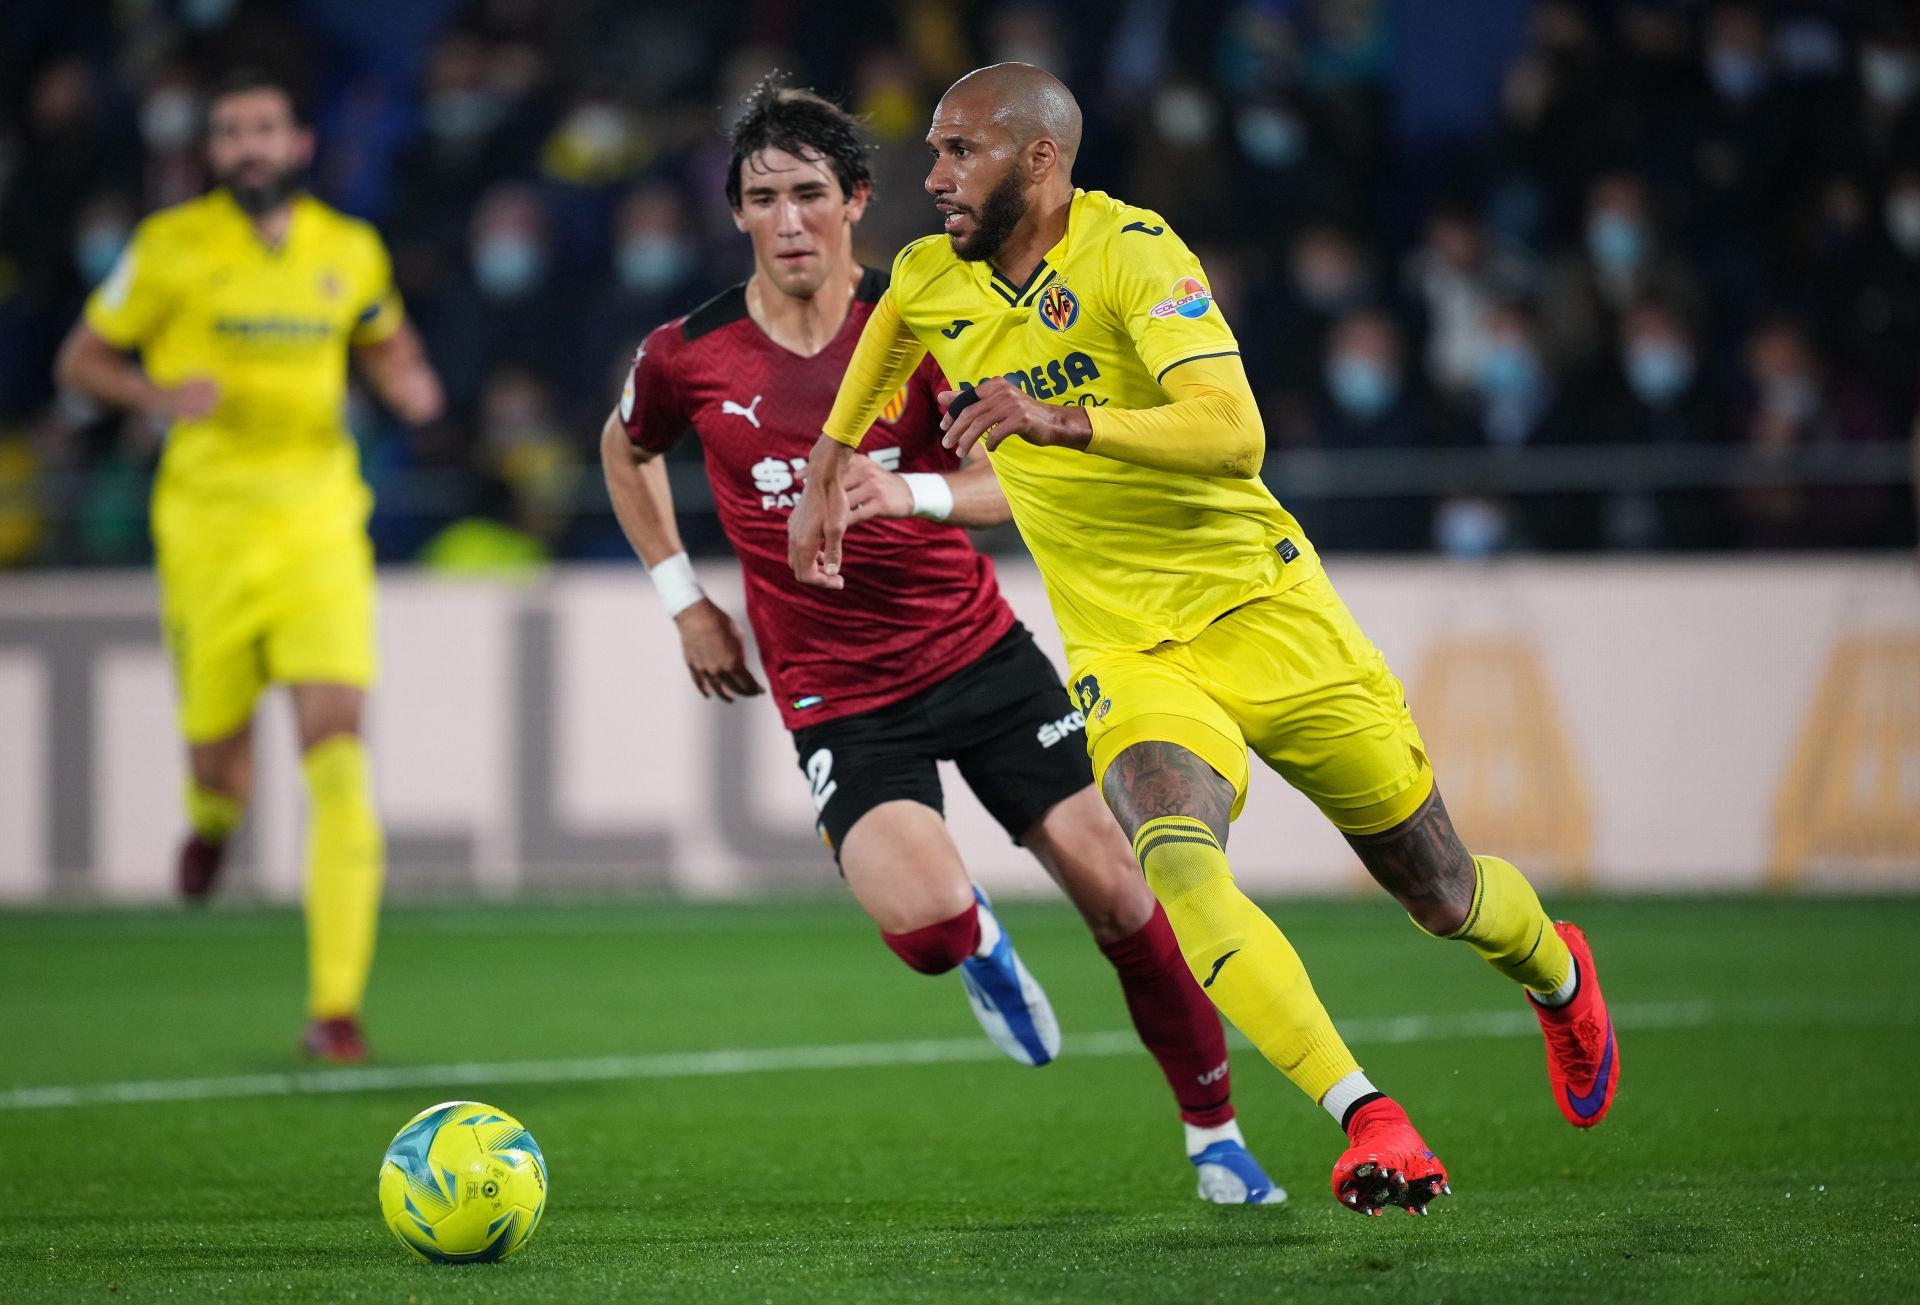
[158,524,377,743]
[1073,571,1432,836]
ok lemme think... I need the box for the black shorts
[791,624,1094,858]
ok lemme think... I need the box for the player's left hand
[841,453,914,525]
[388,366,445,426]
[674,598,764,702]
[938,379,1092,459]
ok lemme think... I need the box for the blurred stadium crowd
[1,0,1915,566]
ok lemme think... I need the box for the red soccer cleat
[1530,921,1619,1128]
[176,834,227,902]
[301,1017,370,1065]
[1331,1097,1450,1217]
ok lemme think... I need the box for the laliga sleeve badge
[619,368,636,422]
[1150,277,1212,320]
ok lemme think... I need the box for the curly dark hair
[725,77,874,210]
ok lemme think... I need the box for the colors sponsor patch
[1150,276,1212,320]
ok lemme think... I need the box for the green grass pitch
[2,894,1916,1303]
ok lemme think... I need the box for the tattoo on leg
[1101,741,1234,848]
[1345,787,1478,934]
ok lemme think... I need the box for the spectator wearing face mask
[1272,225,1375,397]
[1403,203,1537,403]
[578,180,707,403]
[1594,301,1731,549]
[1318,308,1420,448]
[1439,301,1597,549]
[1540,172,1702,381]
[418,184,570,409]
[1687,4,1801,297]
[389,33,553,306]
[1309,308,1430,553]
[44,191,137,408]
[1729,316,1904,549]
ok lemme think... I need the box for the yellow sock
[1435,855,1574,996]
[302,735,384,1020]
[1134,816,1360,1104]
[183,779,243,844]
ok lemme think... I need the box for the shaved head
[942,62,1082,169]
[925,63,1082,263]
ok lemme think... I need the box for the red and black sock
[881,904,981,976]
[1100,902,1234,1128]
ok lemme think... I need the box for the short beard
[220,166,303,217]
[951,168,1028,263]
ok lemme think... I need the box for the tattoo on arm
[1100,741,1234,848]
[1344,787,1478,931]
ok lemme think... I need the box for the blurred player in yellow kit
[54,70,443,1063]
[793,64,1620,1215]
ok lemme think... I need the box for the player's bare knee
[1072,862,1156,943]
[1022,794,1153,942]
[292,684,365,753]
[189,737,253,805]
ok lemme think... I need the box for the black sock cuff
[1340,1091,1387,1133]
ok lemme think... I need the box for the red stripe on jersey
[622,272,1015,730]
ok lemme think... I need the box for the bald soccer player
[789,63,1620,1217]
[602,80,1287,1204]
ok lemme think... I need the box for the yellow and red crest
[1037,282,1080,332]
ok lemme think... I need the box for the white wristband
[902,473,954,522]
[647,552,705,618]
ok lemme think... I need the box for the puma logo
[1202,949,1240,989]
[722,395,764,428]
[940,319,973,339]
[1121,221,1165,236]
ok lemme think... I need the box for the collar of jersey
[978,188,1087,309]
[208,186,311,256]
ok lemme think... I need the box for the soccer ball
[377,1100,548,1263]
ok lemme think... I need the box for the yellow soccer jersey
[875,189,1319,661]
[85,189,403,526]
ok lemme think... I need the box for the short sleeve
[83,219,171,349]
[619,322,691,453]
[1102,215,1240,387]
[349,233,404,346]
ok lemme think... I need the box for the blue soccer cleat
[958,887,1061,1066]
[1190,1131,1289,1206]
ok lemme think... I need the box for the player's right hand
[788,435,851,590]
[675,599,764,702]
[841,454,914,525]
[158,377,220,421]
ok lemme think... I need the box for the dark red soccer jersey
[621,268,1016,730]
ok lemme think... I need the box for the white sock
[1320,1070,1380,1128]
[971,898,1002,959]
[1184,1117,1245,1158]
[1530,957,1579,1009]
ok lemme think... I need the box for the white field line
[0,1000,1720,1113]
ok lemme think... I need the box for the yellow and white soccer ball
[377,1100,548,1263]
